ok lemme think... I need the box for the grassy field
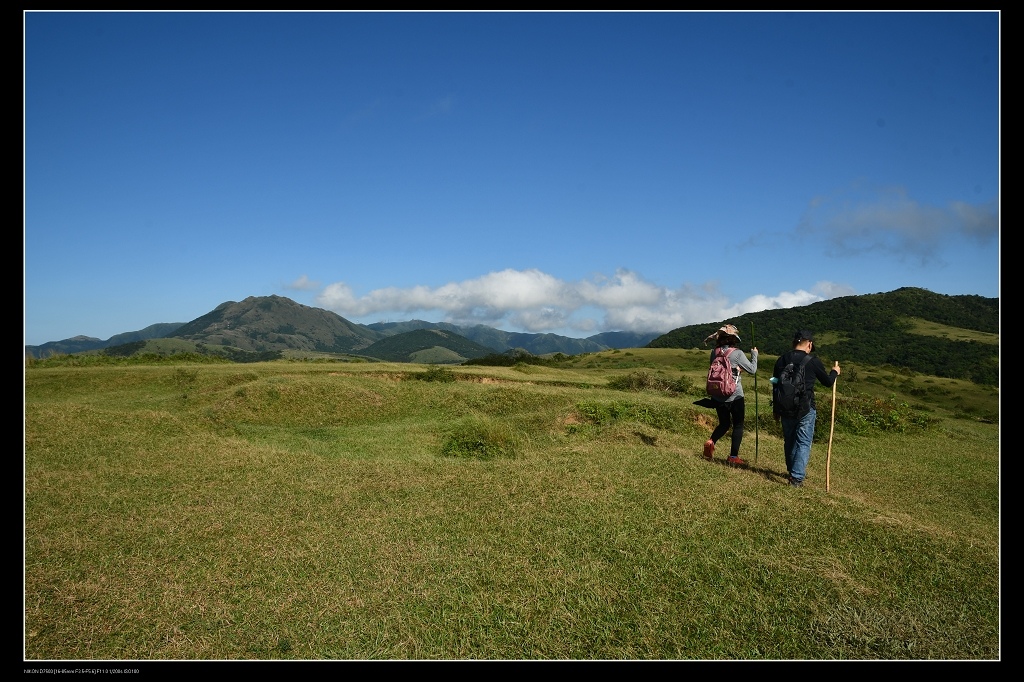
[23,348,1000,660]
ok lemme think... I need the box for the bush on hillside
[574,400,678,431]
[607,370,695,395]
[440,419,519,460]
[103,341,147,357]
[820,394,937,435]
[464,348,564,367]
[414,365,456,382]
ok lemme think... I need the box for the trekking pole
[751,322,758,464]
[826,378,837,493]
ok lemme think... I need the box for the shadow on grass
[685,448,793,486]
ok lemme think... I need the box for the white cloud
[285,275,320,291]
[577,270,663,307]
[950,199,999,243]
[315,268,845,336]
[799,185,998,262]
[811,281,857,299]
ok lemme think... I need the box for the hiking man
[772,329,840,487]
[702,324,758,466]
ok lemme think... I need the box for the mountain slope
[366,320,613,354]
[359,329,496,363]
[25,323,185,359]
[586,330,660,349]
[29,305,659,360]
[170,295,381,354]
[648,287,999,385]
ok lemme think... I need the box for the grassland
[904,316,1000,345]
[23,348,999,660]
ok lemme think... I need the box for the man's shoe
[727,455,747,466]
[789,478,803,487]
[703,440,715,461]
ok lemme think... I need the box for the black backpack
[775,354,814,418]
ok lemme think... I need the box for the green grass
[24,350,999,660]
[904,316,1000,345]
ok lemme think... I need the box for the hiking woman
[702,324,758,466]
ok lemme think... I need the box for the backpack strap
[722,346,740,374]
[796,353,813,380]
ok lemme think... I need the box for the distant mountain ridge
[25,288,999,385]
[25,297,658,359]
[359,328,496,363]
[25,323,187,358]
[366,320,657,355]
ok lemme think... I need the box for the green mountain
[26,288,999,385]
[587,330,660,349]
[359,329,496,364]
[28,306,655,360]
[648,287,999,386]
[170,295,382,354]
[366,320,624,355]
[24,323,185,358]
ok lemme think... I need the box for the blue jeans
[781,408,816,482]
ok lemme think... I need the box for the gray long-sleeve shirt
[709,345,758,402]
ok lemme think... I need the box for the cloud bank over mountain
[313,269,852,336]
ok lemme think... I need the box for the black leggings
[711,397,745,458]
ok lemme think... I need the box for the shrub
[103,341,146,357]
[464,349,557,367]
[440,419,518,460]
[831,394,936,434]
[24,352,231,368]
[173,368,199,388]
[575,399,678,430]
[607,370,694,395]
[415,365,456,383]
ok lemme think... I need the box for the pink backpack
[706,347,737,399]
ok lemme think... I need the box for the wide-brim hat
[704,324,741,345]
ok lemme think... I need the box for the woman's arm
[729,347,757,374]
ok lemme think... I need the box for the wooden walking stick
[826,378,837,492]
[751,322,758,464]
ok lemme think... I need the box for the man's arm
[814,357,839,387]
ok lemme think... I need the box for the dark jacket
[772,349,838,416]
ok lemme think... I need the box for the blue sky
[24,10,1000,347]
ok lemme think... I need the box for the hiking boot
[703,440,715,461]
[727,455,747,466]
[789,478,803,488]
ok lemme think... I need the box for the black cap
[794,329,814,343]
